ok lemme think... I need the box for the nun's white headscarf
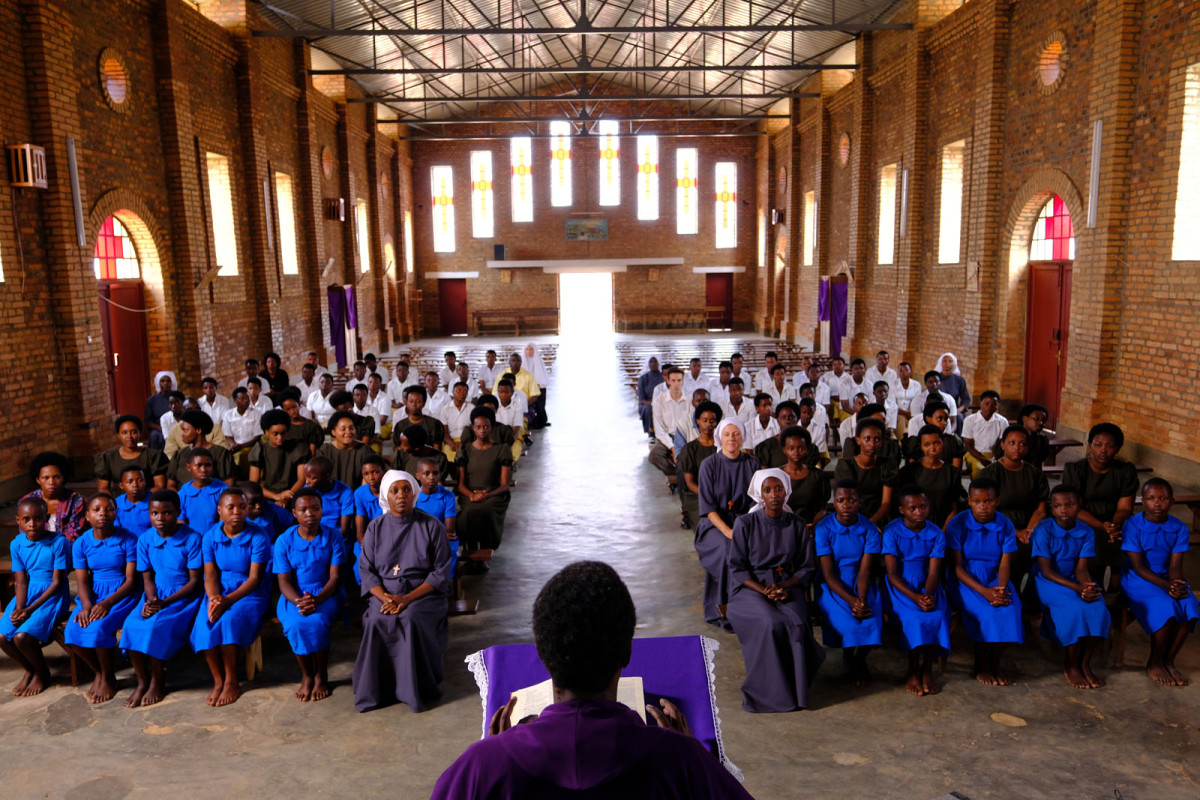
[378,469,419,513]
[153,371,178,394]
[747,468,793,514]
[641,355,662,376]
[936,353,961,376]
[715,418,745,454]
[523,343,552,386]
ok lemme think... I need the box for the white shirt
[653,381,670,398]
[810,404,830,435]
[249,395,273,415]
[801,420,829,454]
[439,400,474,440]
[720,398,757,428]
[746,416,780,449]
[908,414,953,439]
[307,391,336,427]
[838,416,859,448]
[346,373,373,392]
[763,381,798,408]
[864,366,899,392]
[222,407,262,445]
[496,398,526,430]
[819,370,846,392]
[292,377,320,405]
[914,390,961,433]
[295,363,331,381]
[439,366,459,388]
[652,391,692,450]
[386,374,413,408]
[366,392,391,423]
[707,380,733,406]
[683,372,711,399]
[753,368,777,392]
[367,366,391,385]
[882,397,899,431]
[159,410,180,437]
[961,411,1012,454]
[424,388,449,417]
[839,375,871,406]
[892,377,922,416]
[476,363,502,393]
[354,400,385,428]
[198,394,231,422]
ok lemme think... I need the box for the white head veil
[935,353,961,376]
[153,371,178,394]
[715,418,746,452]
[747,468,793,514]
[523,343,552,386]
[378,469,419,513]
[641,355,662,376]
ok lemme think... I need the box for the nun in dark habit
[353,469,453,712]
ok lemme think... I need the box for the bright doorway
[558,271,613,337]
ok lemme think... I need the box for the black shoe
[543,422,551,427]
[523,435,533,447]
[680,515,691,529]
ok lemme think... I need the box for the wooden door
[438,278,468,335]
[98,280,151,418]
[705,273,733,329]
[1024,261,1072,425]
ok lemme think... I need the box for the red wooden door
[438,278,468,335]
[1024,262,1072,425]
[705,273,733,329]
[98,280,151,418]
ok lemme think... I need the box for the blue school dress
[272,525,346,655]
[64,528,139,648]
[315,480,355,528]
[881,519,951,654]
[247,501,293,542]
[120,526,204,660]
[945,511,1024,644]
[352,484,382,585]
[416,485,460,579]
[1121,513,1200,634]
[1031,519,1111,645]
[115,494,151,534]
[178,481,226,529]
[0,533,70,643]
[189,524,272,650]
[814,514,883,647]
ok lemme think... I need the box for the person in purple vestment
[352,469,453,712]
[727,469,824,712]
[432,561,752,799]
[694,419,760,630]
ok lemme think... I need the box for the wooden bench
[472,309,560,337]
[1045,437,1083,466]
[616,309,708,332]
[1042,464,1154,476]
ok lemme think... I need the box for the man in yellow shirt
[493,352,541,404]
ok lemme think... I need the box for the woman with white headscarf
[727,468,824,712]
[523,343,552,429]
[935,353,970,431]
[693,419,760,630]
[636,356,665,439]
[352,469,453,713]
[144,371,179,450]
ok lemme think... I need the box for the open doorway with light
[558,271,613,337]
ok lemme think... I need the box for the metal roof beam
[375,112,788,124]
[348,90,816,103]
[253,22,911,36]
[312,62,855,75]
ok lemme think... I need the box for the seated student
[493,380,527,463]
[456,408,513,551]
[165,397,230,458]
[708,360,734,405]
[836,392,869,448]
[438,382,474,457]
[177,450,226,530]
[454,361,474,400]
[433,561,751,799]
[464,394,518,451]
[237,358,260,390]
[1030,485,1109,689]
[841,403,903,468]
[778,427,830,523]
[347,360,372,395]
[746,392,781,450]
[838,359,871,418]
[158,391,187,445]
[796,398,830,468]
[332,388,376,449]
[1121,478,1199,687]
[392,385,446,453]
[438,351,459,388]
[672,388,710,456]
[353,455,388,584]
[898,425,962,528]
[815,480,883,686]
[1063,423,1139,589]
[364,352,390,385]
[753,401,800,469]
[474,350,501,397]
[649,367,689,483]
[1017,403,1052,468]
[299,456,352,539]
[679,401,721,531]
[682,357,709,398]
[727,469,824,712]
[729,351,749,385]
[190,489,272,707]
[365,374,392,439]
[318,410,369,489]
[24,450,88,542]
[306,373,337,428]
[719,376,756,429]
[904,400,965,470]
[292,363,320,406]
[892,362,922,430]
[259,352,290,403]
[222,388,263,471]
[652,362,675,399]
[834,418,898,527]
[281,391,324,456]
[246,378,273,416]
[979,425,1050,591]
[241,481,292,542]
[64,493,140,704]
[883,486,952,696]
[820,356,847,408]
[763,363,798,407]
[636,356,664,438]
[96,415,169,493]
[115,465,151,534]
[385,360,412,410]
[915,371,960,435]
[752,350,779,392]
[198,377,232,424]
[962,391,1010,478]
[248,409,309,505]
[414,457,458,578]
[422,372,448,418]
[353,470,453,713]
[870,381,899,437]
[168,410,236,488]
[119,490,203,706]
[0,497,70,696]
[946,478,1024,686]
[273,488,345,702]
[394,424,450,481]
[797,381,831,438]
[349,383,381,450]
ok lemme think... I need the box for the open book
[509,676,646,724]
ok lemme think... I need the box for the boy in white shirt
[891,361,922,430]
[915,371,960,434]
[763,364,798,406]
[198,377,232,421]
[222,388,263,467]
[837,392,869,449]
[707,361,734,405]
[746,393,781,450]
[871,380,900,436]
[838,359,871,416]
[299,350,331,379]
[753,351,779,392]
[439,351,459,389]
[476,350,501,396]
[364,352,390,385]
[863,350,898,393]
[438,382,474,456]
[159,392,185,439]
[797,398,830,466]
[495,379,528,462]
[386,361,413,410]
[682,358,710,398]
[962,390,1010,477]
[454,361,474,400]
[796,383,830,435]
[352,383,385,435]
[348,361,372,392]
[423,371,448,417]
[366,374,393,438]
[729,352,750,387]
[246,378,273,415]
[306,373,336,427]
[236,358,260,389]
[291,363,321,405]
[719,377,756,427]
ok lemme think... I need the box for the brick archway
[991,168,1085,399]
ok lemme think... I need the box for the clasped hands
[379,592,409,615]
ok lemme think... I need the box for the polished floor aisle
[0,331,1198,799]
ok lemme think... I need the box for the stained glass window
[93,215,140,280]
[676,148,698,235]
[1030,195,1075,261]
[549,121,572,207]
[598,120,620,206]
[430,166,455,253]
[470,151,494,238]
[714,162,737,248]
[636,135,658,221]
[511,137,533,222]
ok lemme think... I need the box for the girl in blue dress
[1121,478,1199,687]
[0,497,70,697]
[815,480,883,686]
[1031,485,1109,689]
[274,488,345,702]
[64,493,140,704]
[121,490,204,707]
[882,486,951,696]
[946,478,1024,686]
[190,488,272,707]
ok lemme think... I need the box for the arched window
[1030,195,1075,260]
[94,215,141,279]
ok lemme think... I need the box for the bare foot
[905,673,925,696]
[295,676,313,702]
[141,679,165,707]
[852,665,871,688]
[88,676,117,704]
[1147,660,1176,686]
[125,684,147,708]
[993,669,1012,687]
[922,667,941,695]
[310,678,331,702]
[207,683,223,706]
[86,674,101,703]
[1082,663,1105,689]
[1064,666,1091,689]
[974,670,997,686]
[215,680,241,707]
[12,671,32,696]
[1166,662,1190,686]
[20,672,50,697]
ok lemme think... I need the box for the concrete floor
[2,331,1199,799]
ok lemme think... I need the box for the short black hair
[328,389,353,407]
[922,400,951,418]
[168,390,186,402]
[187,448,214,465]
[775,400,800,418]
[855,417,886,436]
[764,350,778,359]
[470,406,496,424]
[770,363,785,374]
[305,455,333,475]
[895,483,927,505]
[264,352,281,363]
[401,424,428,447]
[353,360,366,369]
[923,370,940,382]
[981,390,1000,401]
[260,409,290,431]
[327,410,357,433]
[1049,483,1081,502]
[779,425,812,448]
[1018,403,1048,420]
[114,414,143,433]
[850,358,866,368]
[728,377,744,387]
[232,387,248,399]
[1087,422,1125,449]
[292,487,322,505]
[363,454,388,469]
[119,464,147,481]
[148,489,181,510]
[17,495,48,515]
[476,393,500,409]
[1142,477,1173,498]
[533,561,636,695]
[694,400,723,423]
[833,478,860,495]
[29,451,72,482]
[754,392,773,406]
[201,376,218,387]
[246,376,262,388]
[730,352,743,360]
[217,486,247,503]
[872,380,889,391]
[404,385,428,401]
[968,477,999,496]
[858,402,885,419]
